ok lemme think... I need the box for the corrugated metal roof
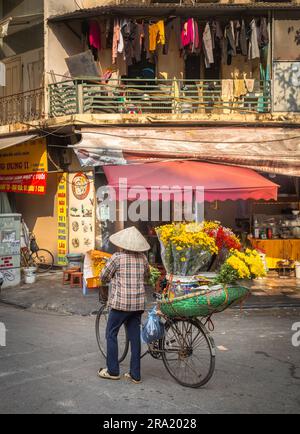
[48,3,300,22]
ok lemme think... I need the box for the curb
[1,298,300,316]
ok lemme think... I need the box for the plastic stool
[63,267,80,285]
[70,272,84,288]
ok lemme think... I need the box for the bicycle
[95,289,216,388]
[20,221,54,274]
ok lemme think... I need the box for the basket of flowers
[156,222,266,318]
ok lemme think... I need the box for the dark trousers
[106,309,143,381]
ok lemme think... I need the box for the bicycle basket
[160,285,250,319]
[30,237,39,253]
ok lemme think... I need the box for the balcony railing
[0,88,45,126]
[49,78,271,117]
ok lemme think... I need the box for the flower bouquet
[156,223,218,276]
[216,249,267,285]
[202,221,242,270]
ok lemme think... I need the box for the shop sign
[0,138,48,195]
[69,172,95,254]
[57,173,68,266]
[0,172,47,195]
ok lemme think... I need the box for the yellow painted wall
[14,173,59,264]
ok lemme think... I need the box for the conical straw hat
[109,227,150,252]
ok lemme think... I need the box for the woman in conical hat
[98,227,150,384]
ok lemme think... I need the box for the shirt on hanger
[89,20,102,50]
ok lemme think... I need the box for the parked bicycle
[20,221,54,274]
[95,287,216,388]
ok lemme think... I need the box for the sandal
[97,368,120,381]
[124,373,142,384]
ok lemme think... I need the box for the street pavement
[0,304,299,414]
[1,271,300,316]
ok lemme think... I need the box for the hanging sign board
[57,173,68,266]
[0,138,48,195]
[68,172,95,254]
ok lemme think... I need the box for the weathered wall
[45,0,80,17]
[1,0,43,18]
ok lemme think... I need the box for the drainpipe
[271,9,275,114]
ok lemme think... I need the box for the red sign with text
[0,172,47,195]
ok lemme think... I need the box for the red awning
[103,161,279,202]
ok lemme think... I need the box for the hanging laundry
[234,21,241,50]
[157,20,165,46]
[119,19,128,55]
[149,20,165,52]
[132,23,144,63]
[234,78,247,99]
[164,17,182,55]
[221,79,234,113]
[257,17,269,48]
[248,19,260,60]
[192,20,200,53]
[226,22,237,57]
[222,80,234,102]
[143,23,151,60]
[181,18,194,48]
[203,22,214,68]
[244,78,255,93]
[211,21,223,47]
[112,19,120,64]
[240,20,248,57]
[121,21,137,66]
[89,20,102,50]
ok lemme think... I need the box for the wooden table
[250,239,300,269]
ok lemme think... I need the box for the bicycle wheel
[30,249,54,273]
[95,304,129,363]
[162,319,216,388]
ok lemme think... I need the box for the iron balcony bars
[48,78,272,117]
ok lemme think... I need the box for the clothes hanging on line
[203,22,214,68]
[163,17,182,55]
[89,20,102,50]
[257,17,269,49]
[83,15,270,72]
[248,19,260,60]
[233,78,247,99]
[240,20,248,57]
[244,78,255,93]
[221,79,234,102]
[112,19,120,64]
[149,20,165,52]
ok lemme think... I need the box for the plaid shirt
[101,252,150,312]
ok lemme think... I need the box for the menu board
[68,172,95,254]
